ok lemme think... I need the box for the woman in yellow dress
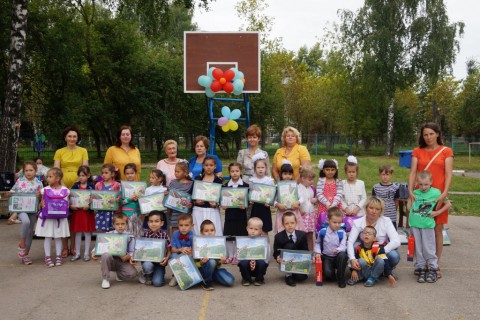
[104,125,141,181]
[53,126,89,257]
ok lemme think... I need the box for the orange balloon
[241,78,246,84]
[219,78,226,85]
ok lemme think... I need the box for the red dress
[70,185,95,232]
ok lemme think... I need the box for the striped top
[372,183,400,222]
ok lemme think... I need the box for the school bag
[40,188,69,227]
[318,227,345,253]
[395,182,409,199]
[355,241,380,257]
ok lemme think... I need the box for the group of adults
[52,122,453,277]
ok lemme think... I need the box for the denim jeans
[199,259,235,286]
[238,260,269,282]
[387,249,400,269]
[357,258,385,281]
[142,261,166,287]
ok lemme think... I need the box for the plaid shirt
[142,229,171,247]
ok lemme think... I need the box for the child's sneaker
[346,278,357,286]
[102,279,110,289]
[22,256,33,265]
[426,269,437,283]
[115,274,123,282]
[253,280,264,286]
[55,256,63,267]
[70,254,81,262]
[18,247,27,259]
[242,279,252,286]
[417,269,426,283]
[83,255,91,262]
[169,277,178,287]
[145,275,153,286]
[44,256,54,268]
[364,278,376,287]
[201,282,214,291]
[138,270,146,284]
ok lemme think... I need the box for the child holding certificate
[222,163,249,263]
[192,156,223,236]
[95,164,121,232]
[249,153,275,235]
[167,162,193,235]
[169,214,195,287]
[134,211,171,287]
[7,160,43,265]
[70,166,95,262]
[122,163,142,237]
[196,220,235,290]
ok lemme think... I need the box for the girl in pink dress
[316,159,343,233]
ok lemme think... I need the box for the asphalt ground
[0,215,478,320]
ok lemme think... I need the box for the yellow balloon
[228,120,238,131]
[221,125,230,132]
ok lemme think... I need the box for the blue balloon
[198,75,212,88]
[233,79,244,92]
[221,106,231,118]
[205,88,215,98]
[230,109,241,120]
[237,71,245,80]
[233,89,243,96]
[207,67,216,78]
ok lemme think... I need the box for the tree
[339,0,463,156]
[0,0,28,172]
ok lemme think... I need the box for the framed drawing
[192,181,222,202]
[192,236,227,259]
[249,183,276,206]
[220,187,248,208]
[90,191,119,211]
[235,236,269,260]
[8,193,39,213]
[94,233,128,256]
[138,193,166,214]
[168,254,203,290]
[279,250,313,274]
[277,181,299,209]
[70,190,91,208]
[133,238,167,262]
[164,189,192,213]
[121,181,147,199]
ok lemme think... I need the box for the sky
[193,0,479,80]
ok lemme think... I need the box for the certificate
[235,236,269,260]
[94,233,128,256]
[164,189,192,213]
[90,191,119,211]
[220,187,248,208]
[70,190,91,208]
[192,236,227,259]
[8,193,38,213]
[138,193,166,214]
[249,183,276,206]
[192,181,222,202]
[168,254,203,290]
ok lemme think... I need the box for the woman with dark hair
[188,135,222,179]
[104,125,141,181]
[408,122,453,279]
[53,126,89,188]
[53,126,89,258]
[236,124,270,183]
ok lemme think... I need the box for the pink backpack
[40,188,69,227]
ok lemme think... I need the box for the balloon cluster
[218,106,241,132]
[198,67,245,97]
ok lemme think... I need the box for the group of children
[8,152,447,289]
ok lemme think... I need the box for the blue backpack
[318,227,345,253]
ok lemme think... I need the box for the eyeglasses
[362,231,375,236]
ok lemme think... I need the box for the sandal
[23,256,33,265]
[70,247,77,257]
[18,247,27,259]
[55,256,63,267]
[61,248,68,258]
[44,256,54,268]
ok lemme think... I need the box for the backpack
[40,188,69,227]
[318,227,345,253]
[395,182,409,199]
[355,241,380,257]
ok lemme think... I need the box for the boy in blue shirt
[168,214,195,287]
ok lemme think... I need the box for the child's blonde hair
[247,217,263,228]
[178,214,193,224]
[299,165,315,178]
[47,167,63,179]
[175,161,192,181]
[113,213,128,223]
[417,170,432,181]
[365,196,385,215]
[327,207,343,220]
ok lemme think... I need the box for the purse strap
[424,147,447,171]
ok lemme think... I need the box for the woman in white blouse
[347,196,401,273]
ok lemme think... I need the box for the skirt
[192,206,223,236]
[224,208,248,237]
[70,209,95,233]
[251,203,272,233]
[95,210,114,231]
[35,218,70,238]
[302,211,316,233]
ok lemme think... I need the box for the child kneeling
[196,220,235,290]
[347,225,391,287]
[238,217,269,286]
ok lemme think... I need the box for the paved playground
[0,215,478,320]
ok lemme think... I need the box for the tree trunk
[385,97,395,156]
[0,0,28,172]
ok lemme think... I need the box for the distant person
[408,122,453,279]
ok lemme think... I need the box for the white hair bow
[332,159,338,168]
[318,159,325,170]
[251,153,266,163]
[347,155,358,164]
[282,159,292,166]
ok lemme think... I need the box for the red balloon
[224,69,235,81]
[223,82,234,93]
[210,80,222,92]
[212,68,223,81]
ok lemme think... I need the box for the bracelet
[444,197,449,201]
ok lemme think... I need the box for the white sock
[84,232,92,256]
[54,238,62,257]
[44,237,52,256]
[75,233,82,256]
